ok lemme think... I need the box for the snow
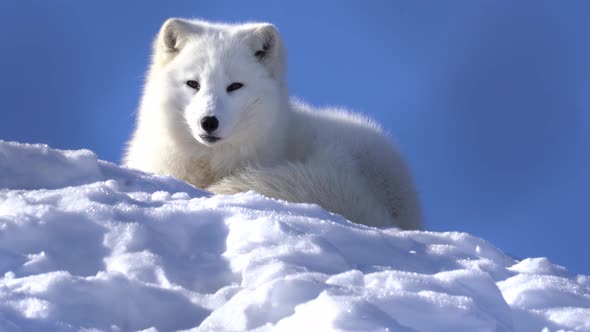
[0,141,588,332]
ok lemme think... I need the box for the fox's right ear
[153,18,201,65]
[159,18,192,52]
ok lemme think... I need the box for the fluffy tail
[207,153,422,230]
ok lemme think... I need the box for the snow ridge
[0,141,588,331]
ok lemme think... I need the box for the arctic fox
[124,18,422,229]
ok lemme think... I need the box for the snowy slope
[0,141,588,332]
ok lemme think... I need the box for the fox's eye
[226,82,244,92]
[186,80,200,90]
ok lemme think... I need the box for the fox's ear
[153,18,202,66]
[245,24,286,81]
[158,18,196,52]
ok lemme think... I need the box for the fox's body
[125,19,422,229]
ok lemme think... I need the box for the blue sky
[1,1,589,274]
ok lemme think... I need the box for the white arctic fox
[125,18,422,229]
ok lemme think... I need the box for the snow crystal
[0,141,589,331]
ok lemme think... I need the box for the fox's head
[145,18,288,148]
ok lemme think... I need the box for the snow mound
[0,141,588,332]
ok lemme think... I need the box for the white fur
[125,18,422,229]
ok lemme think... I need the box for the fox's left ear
[244,24,286,81]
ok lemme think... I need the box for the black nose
[200,116,219,133]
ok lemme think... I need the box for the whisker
[244,98,262,114]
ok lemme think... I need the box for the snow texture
[0,141,588,332]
